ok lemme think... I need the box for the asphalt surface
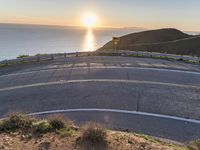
[32,109,200,142]
[0,56,200,142]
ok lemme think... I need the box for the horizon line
[0,22,200,33]
[0,22,145,30]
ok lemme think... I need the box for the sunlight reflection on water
[82,28,97,51]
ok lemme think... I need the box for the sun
[83,13,97,28]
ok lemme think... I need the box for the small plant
[33,120,52,133]
[48,114,66,130]
[81,122,107,144]
[0,113,35,132]
[57,127,76,138]
[17,55,30,59]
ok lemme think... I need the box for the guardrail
[0,51,95,67]
[0,50,199,67]
[98,50,200,63]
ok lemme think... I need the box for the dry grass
[76,122,108,150]
[187,140,200,150]
[81,122,107,143]
[0,113,193,150]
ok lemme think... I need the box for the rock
[128,139,133,144]
[38,141,51,150]
[9,132,18,136]
[0,144,8,150]
[21,134,32,140]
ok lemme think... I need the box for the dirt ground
[0,131,184,150]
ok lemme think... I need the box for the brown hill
[98,28,200,56]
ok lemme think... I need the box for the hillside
[98,28,200,56]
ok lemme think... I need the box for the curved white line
[1,66,200,78]
[0,79,199,92]
[29,108,200,124]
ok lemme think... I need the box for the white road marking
[0,79,199,92]
[29,108,200,124]
[0,66,200,78]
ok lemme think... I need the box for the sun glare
[83,13,97,28]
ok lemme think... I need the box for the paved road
[31,109,200,142]
[0,56,200,141]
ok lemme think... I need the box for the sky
[0,0,200,31]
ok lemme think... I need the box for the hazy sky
[1,0,200,31]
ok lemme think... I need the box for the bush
[81,122,107,144]
[0,113,35,132]
[17,55,30,59]
[57,127,76,138]
[33,120,52,134]
[48,114,66,130]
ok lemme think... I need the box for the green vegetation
[35,54,48,56]
[56,127,77,137]
[17,55,30,58]
[32,120,52,133]
[0,113,35,132]
[0,113,74,136]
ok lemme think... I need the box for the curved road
[0,56,200,142]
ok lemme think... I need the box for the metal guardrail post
[5,60,8,66]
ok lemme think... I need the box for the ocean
[0,24,144,61]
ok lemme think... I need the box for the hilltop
[98,28,200,56]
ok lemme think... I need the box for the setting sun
[83,13,97,28]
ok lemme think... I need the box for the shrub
[56,127,76,138]
[81,122,107,144]
[33,120,52,134]
[17,55,30,59]
[0,113,34,132]
[48,114,66,130]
